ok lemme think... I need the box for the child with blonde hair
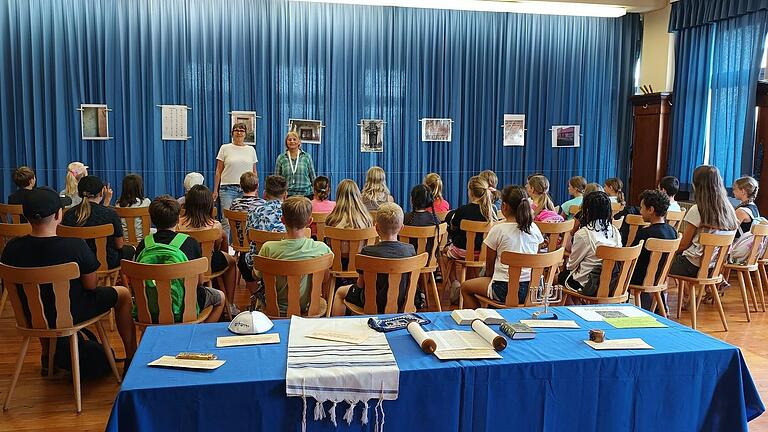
[560,176,587,219]
[733,176,760,239]
[526,175,563,223]
[479,170,501,211]
[604,178,626,206]
[361,166,394,210]
[424,172,450,212]
[327,179,373,229]
[61,161,88,208]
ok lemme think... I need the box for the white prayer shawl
[286,316,400,432]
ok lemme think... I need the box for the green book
[604,317,667,329]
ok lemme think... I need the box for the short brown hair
[13,166,35,188]
[240,171,258,193]
[265,175,288,198]
[375,202,404,236]
[282,196,312,229]
[149,195,181,230]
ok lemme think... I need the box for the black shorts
[237,254,257,282]
[211,250,228,273]
[71,286,118,324]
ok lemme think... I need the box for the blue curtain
[670,0,768,31]
[709,11,768,184]
[668,24,714,187]
[0,0,641,207]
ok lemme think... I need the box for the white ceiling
[494,0,669,12]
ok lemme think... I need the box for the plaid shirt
[245,199,286,267]
[275,150,316,196]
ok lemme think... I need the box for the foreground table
[107,307,764,431]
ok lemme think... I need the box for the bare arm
[678,224,696,253]
[735,208,750,224]
[212,159,224,201]
[81,272,97,291]
[485,248,497,276]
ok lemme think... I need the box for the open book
[407,321,505,360]
[451,308,504,325]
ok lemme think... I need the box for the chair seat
[455,260,484,267]
[420,265,438,273]
[628,284,668,294]
[331,270,358,278]
[133,305,214,329]
[668,274,723,285]
[15,311,112,338]
[723,263,759,272]
[562,286,629,304]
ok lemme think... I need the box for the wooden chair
[253,254,334,318]
[562,242,644,305]
[113,206,151,247]
[612,216,624,230]
[450,220,494,308]
[344,253,429,315]
[436,211,449,222]
[247,228,312,251]
[625,214,650,246]
[0,223,32,316]
[0,262,121,413]
[666,209,686,230]
[611,202,624,217]
[474,248,565,308]
[311,212,329,241]
[535,219,575,252]
[669,232,735,331]
[223,209,250,257]
[627,236,681,317]
[568,205,581,217]
[398,223,448,311]
[0,203,23,224]
[121,258,212,339]
[722,224,768,319]
[177,228,229,290]
[324,226,378,317]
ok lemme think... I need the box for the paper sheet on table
[584,338,654,350]
[428,330,501,359]
[216,334,280,347]
[604,317,667,328]
[306,329,370,345]
[519,319,580,328]
[567,306,652,322]
[148,355,225,370]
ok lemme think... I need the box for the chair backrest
[624,214,650,246]
[500,248,565,307]
[742,223,768,266]
[0,223,32,256]
[460,220,494,263]
[312,212,329,241]
[324,226,378,273]
[0,262,79,330]
[666,209,686,230]
[569,205,581,216]
[121,257,209,325]
[355,253,429,314]
[253,254,334,317]
[177,228,221,277]
[0,203,23,224]
[611,202,624,216]
[612,216,624,230]
[593,242,644,299]
[57,224,115,273]
[247,228,313,251]
[696,232,737,280]
[398,223,448,270]
[637,236,681,287]
[534,219,575,252]
[223,209,249,253]
[436,211,449,222]
[113,206,151,247]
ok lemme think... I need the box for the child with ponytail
[527,175,564,223]
[604,178,626,207]
[424,172,450,212]
[733,176,760,239]
[479,170,501,211]
[61,161,88,208]
[460,185,543,308]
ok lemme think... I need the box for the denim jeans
[218,184,243,242]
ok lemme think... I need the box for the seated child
[134,195,224,323]
[604,178,626,206]
[229,171,265,246]
[424,172,450,212]
[310,176,336,237]
[332,203,416,315]
[460,185,544,308]
[479,170,501,212]
[178,172,204,205]
[8,166,36,205]
[659,176,681,212]
[361,166,394,211]
[526,174,563,223]
[733,176,760,239]
[254,196,332,315]
[115,173,151,242]
[559,176,586,220]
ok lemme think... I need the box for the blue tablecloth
[106,307,764,431]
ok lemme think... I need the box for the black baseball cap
[22,187,71,221]
[77,175,105,197]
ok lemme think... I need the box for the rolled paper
[471,319,507,352]
[407,322,436,354]
[589,329,605,343]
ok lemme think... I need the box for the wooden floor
[2,279,768,431]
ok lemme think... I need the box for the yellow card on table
[306,330,370,345]
[519,319,580,329]
[216,334,280,348]
[584,338,653,350]
[604,317,667,329]
[148,356,225,370]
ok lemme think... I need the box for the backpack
[54,328,112,379]
[134,233,198,322]
[729,217,768,264]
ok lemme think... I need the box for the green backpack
[134,233,199,323]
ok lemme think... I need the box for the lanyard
[287,151,300,177]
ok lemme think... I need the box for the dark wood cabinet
[628,93,673,206]
[754,82,768,215]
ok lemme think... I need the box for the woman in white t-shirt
[116,174,151,241]
[460,185,543,308]
[669,165,738,278]
[212,123,258,240]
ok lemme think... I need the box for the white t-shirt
[567,224,622,287]
[216,143,258,185]
[668,201,681,212]
[483,222,544,294]
[681,204,736,268]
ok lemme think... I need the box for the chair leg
[736,271,752,322]
[3,336,31,411]
[690,283,697,329]
[70,334,82,413]
[711,283,729,332]
[109,310,116,332]
[428,272,442,312]
[95,321,122,383]
[48,337,56,377]
[676,281,685,319]
[457,265,467,309]
[326,276,337,318]
[744,270,760,313]
[755,268,767,312]
[0,286,7,317]
[633,290,641,307]
[653,292,667,318]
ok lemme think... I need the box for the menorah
[528,277,561,320]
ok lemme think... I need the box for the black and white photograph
[160,104,190,140]
[421,118,452,142]
[551,125,580,148]
[288,118,323,144]
[80,104,111,140]
[231,111,257,144]
[503,114,525,147]
[360,119,384,152]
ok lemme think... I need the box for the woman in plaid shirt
[275,131,316,197]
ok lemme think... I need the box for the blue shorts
[491,280,530,305]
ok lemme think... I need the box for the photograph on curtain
[80,104,111,140]
[360,119,384,152]
[552,125,581,148]
[230,111,258,145]
[288,119,323,144]
[503,114,525,147]
[421,118,452,142]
